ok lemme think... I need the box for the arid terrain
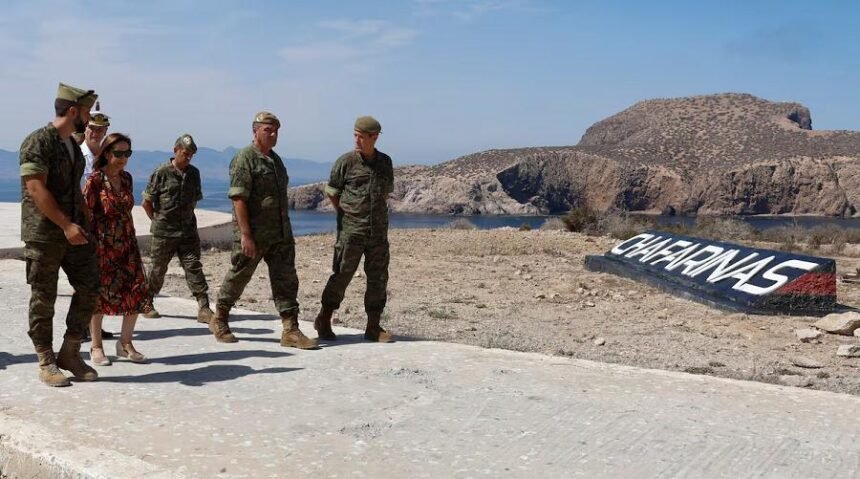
[153,227,860,396]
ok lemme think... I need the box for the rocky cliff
[290,93,860,216]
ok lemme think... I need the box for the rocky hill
[290,93,860,216]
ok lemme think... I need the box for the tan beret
[354,116,381,134]
[56,82,98,108]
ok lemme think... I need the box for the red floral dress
[84,170,149,315]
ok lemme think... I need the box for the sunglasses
[110,149,133,158]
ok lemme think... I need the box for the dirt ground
[153,228,860,396]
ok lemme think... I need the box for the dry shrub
[806,224,848,250]
[597,213,652,240]
[540,217,566,231]
[759,225,805,245]
[562,207,599,233]
[448,218,477,230]
[694,217,757,241]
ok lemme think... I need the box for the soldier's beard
[74,118,86,134]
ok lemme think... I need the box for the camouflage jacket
[324,149,394,243]
[142,159,203,238]
[227,145,293,244]
[19,124,88,242]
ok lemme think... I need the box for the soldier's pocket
[332,243,344,274]
[344,174,371,202]
[24,246,53,286]
[256,171,279,193]
[160,190,177,210]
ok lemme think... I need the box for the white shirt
[81,142,97,178]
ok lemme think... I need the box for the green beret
[354,116,381,134]
[253,111,280,127]
[175,133,198,153]
[56,82,98,108]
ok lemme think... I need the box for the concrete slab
[0,202,233,258]
[1,258,860,478]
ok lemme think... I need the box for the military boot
[196,295,215,324]
[56,338,98,381]
[280,311,318,349]
[314,307,337,341]
[209,305,237,343]
[35,346,70,387]
[142,298,161,319]
[365,312,393,343]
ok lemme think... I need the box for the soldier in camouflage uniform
[314,116,395,343]
[20,83,101,387]
[141,134,214,323]
[209,112,317,349]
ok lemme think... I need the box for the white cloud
[280,19,418,62]
[414,0,541,22]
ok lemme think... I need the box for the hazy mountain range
[0,146,331,186]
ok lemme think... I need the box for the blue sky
[1,0,857,165]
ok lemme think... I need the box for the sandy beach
[152,227,860,396]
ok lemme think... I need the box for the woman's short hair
[95,133,132,171]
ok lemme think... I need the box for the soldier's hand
[241,233,257,258]
[63,223,89,245]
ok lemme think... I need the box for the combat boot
[196,295,214,324]
[280,311,318,349]
[35,346,70,387]
[142,298,161,318]
[365,312,393,343]
[56,338,98,381]
[209,305,237,343]
[314,307,337,341]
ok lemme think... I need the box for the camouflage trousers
[24,241,99,348]
[147,235,209,299]
[216,239,299,315]
[321,239,389,314]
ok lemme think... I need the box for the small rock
[795,328,822,343]
[792,357,824,369]
[535,293,546,299]
[836,345,860,357]
[312,279,320,284]
[355,271,363,278]
[514,270,522,276]
[779,375,813,387]
[593,337,606,346]
[523,274,533,280]
[583,302,595,308]
[575,288,585,294]
[492,256,500,263]
[657,312,668,320]
[855,329,860,337]
[549,293,560,300]
[814,312,860,336]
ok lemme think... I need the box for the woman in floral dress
[83,132,149,365]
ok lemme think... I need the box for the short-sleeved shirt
[19,124,88,242]
[325,149,394,243]
[142,159,203,238]
[227,145,293,244]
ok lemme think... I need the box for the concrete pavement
[1,259,860,478]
